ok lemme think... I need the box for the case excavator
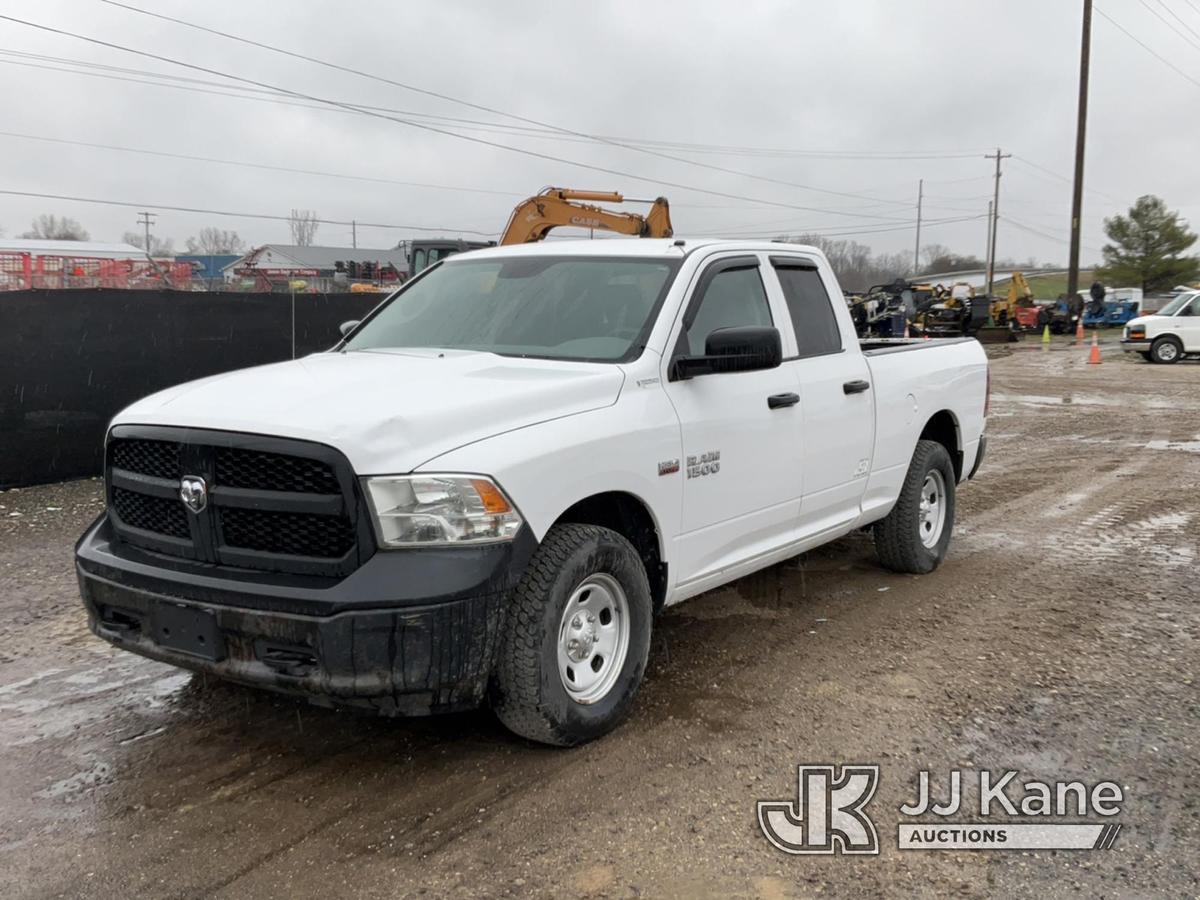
[500,188,673,245]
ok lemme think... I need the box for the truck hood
[114,349,625,474]
[1124,314,1158,329]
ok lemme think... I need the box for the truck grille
[219,507,356,557]
[110,438,182,481]
[111,486,191,538]
[105,428,370,576]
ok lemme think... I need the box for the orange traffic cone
[1088,331,1101,364]
[1075,315,1085,341]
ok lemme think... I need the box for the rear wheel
[1150,336,1182,364]
[874,439,956,574]
[491,523,652,746]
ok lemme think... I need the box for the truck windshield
[1155,292,1197,316]
[342,256,680,362]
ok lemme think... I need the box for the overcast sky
[1,0,1197,268]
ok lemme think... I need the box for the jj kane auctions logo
[758,765,1124,854]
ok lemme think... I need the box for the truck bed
[859,337,975,355]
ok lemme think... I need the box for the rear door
[661,254,805,588]
[766,255,874,535]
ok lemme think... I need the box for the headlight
[363,474,523,547]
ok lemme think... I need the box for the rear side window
[772,260,843,358]
[683,262,772,356]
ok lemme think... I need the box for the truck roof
[455,238,825,260]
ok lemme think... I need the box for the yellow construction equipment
[990,271,1038,328]
[500,188,673,245]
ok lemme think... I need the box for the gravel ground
[0,335,1196,899]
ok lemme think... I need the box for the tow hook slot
[99,605,143,635]
[256,640,318,677]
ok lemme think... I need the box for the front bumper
[1120,339,1151,352]
[76,514,536,715]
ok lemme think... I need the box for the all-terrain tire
[873,439,956,574]
[1150,336,1182,364]
[490,523,652,746]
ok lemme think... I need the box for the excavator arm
[500,188,673,245]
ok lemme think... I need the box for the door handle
[767,392,800,409]
[843,379,871,395]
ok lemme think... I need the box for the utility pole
[985,200,994,272]
[913,178,924,272]
[1067,0,1093,298]
[136,211,156,255]
[984,148,1011,297]
[351,220,357,249]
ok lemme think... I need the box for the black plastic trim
[78,513,538,616]
[106,425,374,577]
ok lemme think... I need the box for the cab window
[771,259,843,358]
[683,261,772,356]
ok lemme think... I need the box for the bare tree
[919,243,952,271]
[185,227,246,255]
[21,214,90,241]
[777,233,913,291]
[122,231,175,256]
[289,209,319,246]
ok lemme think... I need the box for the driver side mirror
[339,319,360,337]
[671,326,782,380]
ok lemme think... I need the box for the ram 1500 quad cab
[76,239,989,745]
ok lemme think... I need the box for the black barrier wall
[0,289,387,487]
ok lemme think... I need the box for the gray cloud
[1,0,1196,268]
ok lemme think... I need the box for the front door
[661,254,805,589]
[1178,294,1200,351]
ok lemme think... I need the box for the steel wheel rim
[918,470,947,549]
[556,573,630,705]
[1159,342,1178,361]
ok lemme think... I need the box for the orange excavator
[499,188,673,245]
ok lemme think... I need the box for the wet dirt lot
[1,335,1197,899]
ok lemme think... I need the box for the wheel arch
[919,409,963,481]
[551,490,668,615]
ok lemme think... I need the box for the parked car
[75,239,989,745]
[1122,290,1200,363]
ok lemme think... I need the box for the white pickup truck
[76,239,988,745]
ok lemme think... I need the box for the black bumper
[967,434,987,480]
[76,515,536,715]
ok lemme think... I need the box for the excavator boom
[500,188,673,245]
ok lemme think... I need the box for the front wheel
[874,439,956,574]
[490,523,652,746]
[1150,336,1182,364]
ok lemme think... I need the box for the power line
[94,0,973,204]
[0,48,987,164]
[1156,0,1200,42]
[1137,0,1200,51]
[1094,5,1200,89]
[0,14,925,222]
[1002,215,1103,255]
[689,214,985,240]
[0,130,523,198]
[1009,155,1121,203]
[0,188,497,236]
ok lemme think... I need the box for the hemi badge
[658,459,680,476]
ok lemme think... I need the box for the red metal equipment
[0,252,192,291]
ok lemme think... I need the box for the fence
[1,288,387,487]
[0,252,194,291]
